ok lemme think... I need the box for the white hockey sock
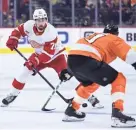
[15,66,33,83]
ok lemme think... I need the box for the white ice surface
[0,54,136,130]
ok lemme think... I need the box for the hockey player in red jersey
[62,24,136,128]
[1,8,69,106]
[1,8,102,109]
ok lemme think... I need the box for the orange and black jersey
[69,33,131,64]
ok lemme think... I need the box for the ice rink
[0,54,136,130]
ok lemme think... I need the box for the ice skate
[1,92,19,107]
[88,95,104,109]
[111,107,136,128]
[62,103,86,122]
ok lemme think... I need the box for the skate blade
[62,114,85,122]
[0,104,8,107]
[111,117,136,128]
[0,103,8,107]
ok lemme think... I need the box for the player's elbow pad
[125,49,136,69]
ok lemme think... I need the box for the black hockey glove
[59,69,73,82]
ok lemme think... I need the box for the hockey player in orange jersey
[62,24,136,128]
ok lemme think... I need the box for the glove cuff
[9,36,19,41]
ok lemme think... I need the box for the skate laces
[88,96,95,104]
[118,110,133,121]
[88,96,99,107]
[5,93,17,102]
[5,95,15,102]
[122,113,133,120]
[75,110,83,115]
[88,96,104,109]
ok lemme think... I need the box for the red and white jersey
[14,20,64,57]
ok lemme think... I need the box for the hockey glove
[6,29,22,51]
[6,37,18,51]
[24,53,51,70]
[59,69,73,82]
[25,56,40,70]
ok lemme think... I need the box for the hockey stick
[14,48,71,103]
[14,48,87,109]
[41,81,62,111]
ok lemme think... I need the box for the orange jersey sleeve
[109,36,131,61]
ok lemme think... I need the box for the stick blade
[41,107,56,111]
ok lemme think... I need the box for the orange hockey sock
[72,83,99,110]
[111,73,126,111]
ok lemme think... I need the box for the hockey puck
[82,103,88,107]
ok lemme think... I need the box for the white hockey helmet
[33,8,48,20]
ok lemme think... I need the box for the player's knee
[84,83,99,93]
[76,83,99,99]
[23,63,35,75]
